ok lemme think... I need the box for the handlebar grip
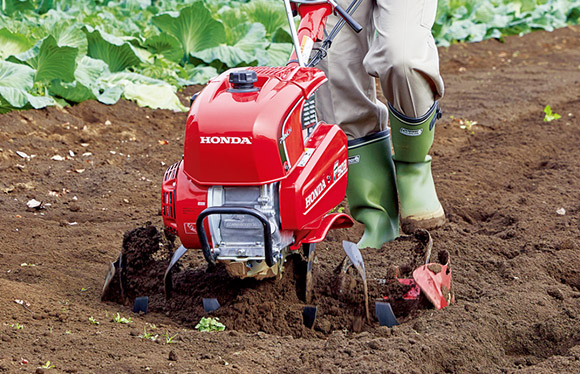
[333,3,363,33]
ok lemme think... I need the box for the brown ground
[2,26,580,373]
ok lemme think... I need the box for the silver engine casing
[207,183,294,264]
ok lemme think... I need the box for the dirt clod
[427,264,442,274]
[547,288,565,300]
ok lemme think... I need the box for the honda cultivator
[102,0,454,328]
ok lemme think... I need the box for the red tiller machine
[161,0,363,283]
[104,0,454,327]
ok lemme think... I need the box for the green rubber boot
[389,102,445,234]
[347,130,399,249]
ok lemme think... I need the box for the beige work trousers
[316,0,444,139]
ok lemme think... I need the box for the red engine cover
[183,66,327,186]
[279,123,348,230]
[164,65,353,251]
[162,160,211,249]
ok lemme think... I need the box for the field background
[2,1,580,373]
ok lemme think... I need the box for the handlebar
[327,0,363,33]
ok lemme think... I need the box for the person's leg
[346,130,399,248]
[316,0,382,139]
[365,0,445,233]
[316,0,399,248]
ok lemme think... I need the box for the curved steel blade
[164,245,189,298]
[342,241,369,321]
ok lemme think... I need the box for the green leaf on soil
[195,317,226,332]
[544,105,562,122]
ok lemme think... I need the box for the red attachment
[413,262,454,310]
[382,278,421,301]
[161,161,180,235]
[398,278,422,300]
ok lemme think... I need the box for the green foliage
[0,28,32,59]
[10,323,24,329]
[138,326,159,341]
[40,361,55,369]
[163,330,178,343]
[152,2,226,60]
[112,312,132,324]
[0,60,54,113]
[435,0,580,46]
[1,0,580,113]
[83,26,142,72]
[195,317,226,332]
[544,105,562,122]
[8,35,78,83]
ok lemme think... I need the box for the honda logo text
[200,136,252,144]
[305,179,327,208]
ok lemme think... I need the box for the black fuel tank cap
[229,70,259,92]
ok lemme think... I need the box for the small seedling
[195,317,225,332]
[80,287,88,292]
[459,119,478,131]
[65,330,72,335]
[544,105,561,122]
[10,323,24,330]
[163,330,178,344]
[113,313,132,324]
[88,317,100,325]
[40,361,55,369]
[138,327,159,341]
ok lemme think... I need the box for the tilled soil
[1,26,580,373]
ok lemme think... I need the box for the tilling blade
[101,252,123,302]
[132,296,149,314]
[202,298,220,313]
[342,241,370,321]
[342,240,365,278]
[303,306,317,329]
[375,302,398,328]
[101,261,117,300]
[304,243,316,304]
[164,245,189,298]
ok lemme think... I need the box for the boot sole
[401,206,445,234]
